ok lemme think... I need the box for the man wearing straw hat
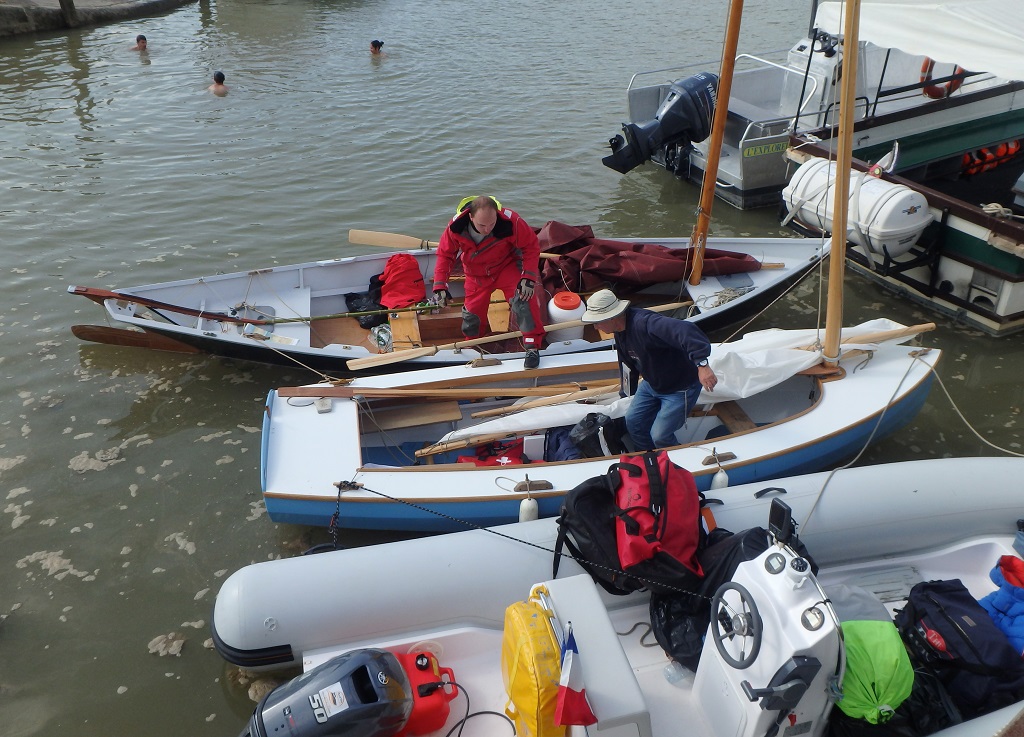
[581,289,718,450]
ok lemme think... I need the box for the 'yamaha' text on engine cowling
[602,72,719,175]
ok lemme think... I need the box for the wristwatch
[696,359,709,367]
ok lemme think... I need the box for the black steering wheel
[710,582,763,669]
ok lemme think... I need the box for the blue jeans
[625,380,702,450]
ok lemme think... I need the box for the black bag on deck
[826,668,960,737]
[344,273,387,329]
[552,451,706,596]
[650,525,819,671]
[568,412,628,458]
[647,526,802,670]
[894,578,1024,718]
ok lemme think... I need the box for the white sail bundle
[437,318,920,443]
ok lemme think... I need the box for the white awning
[815,0,1024,82]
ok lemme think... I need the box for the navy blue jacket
[614,308,712,394]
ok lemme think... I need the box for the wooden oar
[349,229,560,259]
[470,383,619,419]
[277,385,609,401]
[347,318,585,371]
[71,325,201,354]
[349,229,438,250]
[347,299,693,371]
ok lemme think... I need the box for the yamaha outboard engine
[239,649,413,737]
[602,72,719,174]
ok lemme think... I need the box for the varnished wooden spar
[278,382,612,401]
[800,323,936,351]
[277,358,619,398]
[470,382,619,418]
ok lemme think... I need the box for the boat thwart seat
[706,400,757,433]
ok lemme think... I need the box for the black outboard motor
[602,72,719,174]
[239,649,413,737]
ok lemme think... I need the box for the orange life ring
[921,58,964,99]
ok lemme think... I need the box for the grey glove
[433,288,452,308]
[516,278,535,301]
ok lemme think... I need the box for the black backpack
[568,412,628,458]
[649,526,819,671]
[552,452,706,596]
[894,578,1024,718]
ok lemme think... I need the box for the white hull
[260,322,939,530]
[68,235,825,373]
[214,458,1024,737]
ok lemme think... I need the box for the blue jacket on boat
[978,554,1024,655]
[614,307,712,395]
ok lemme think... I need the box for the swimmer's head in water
[370,40,384,52]
[213,71,225,84]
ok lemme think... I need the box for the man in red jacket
[432,196,546,368]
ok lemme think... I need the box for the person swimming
[131,34,147,51]
[370,40,385,55]
[208,71,229,96]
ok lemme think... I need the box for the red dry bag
[609,451,703,577]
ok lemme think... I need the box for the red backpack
[611,452,704,576]
[553,451,707,595]
[379,253,425,309]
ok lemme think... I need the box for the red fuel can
[393,651,458,736]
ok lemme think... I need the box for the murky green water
[0,1,1020,735]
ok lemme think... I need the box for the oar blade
[346,345,441,370]
[348,230,436,250]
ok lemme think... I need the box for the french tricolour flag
[554,623,597,727]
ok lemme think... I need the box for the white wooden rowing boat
[67,228,826,374]
[260,319,938,531]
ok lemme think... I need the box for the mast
[823,0,861,368]
[688,0,744,286]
